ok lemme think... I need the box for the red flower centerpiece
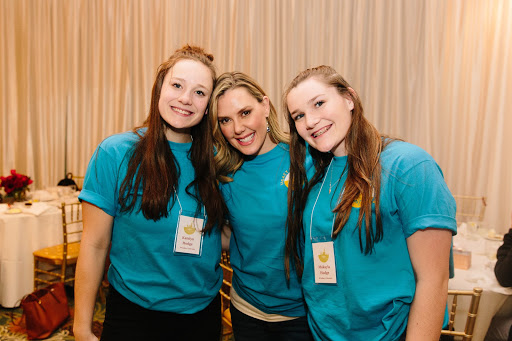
[1,169,33,202]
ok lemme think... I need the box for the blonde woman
[209,71,314,341]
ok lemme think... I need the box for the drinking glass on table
[477,221,489,237]
[467,221,478,235]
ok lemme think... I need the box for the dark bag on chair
[20,282,70,340]
[57,172,77,188]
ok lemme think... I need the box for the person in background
[485,213,512,341]
[208,71,314,341]
[495,214,512,287]
[284,65,457,340]
[73,45,226,341]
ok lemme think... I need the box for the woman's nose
[233,119,245,134]
[178,91,192,105]
[305,113,319,129]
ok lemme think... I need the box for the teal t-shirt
[79,131,222,313]
[220,143,307,316]
[302,141,457,340]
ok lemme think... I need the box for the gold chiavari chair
[71,174,85,191]
[33,202,83,290]
[453,195,487,223]
[441,287,483,340]
[219,250,233,341]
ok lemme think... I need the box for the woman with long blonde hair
[209,71,314,341]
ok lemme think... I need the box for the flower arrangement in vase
[0,169,34,203]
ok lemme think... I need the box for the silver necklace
[329,160,340,194]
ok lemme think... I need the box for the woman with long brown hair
[73,45,226,341]
[284,65,456,340]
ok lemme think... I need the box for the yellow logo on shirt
[352,193,376,208]
[280,171,290,188]
[352,194,363,208]
[318,250,329,263]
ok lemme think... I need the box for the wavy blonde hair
[209,71,288,182]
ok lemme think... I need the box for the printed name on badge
[174,214,204,255]
[312,241,337,284]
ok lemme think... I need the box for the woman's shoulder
[93,130,144,164]
[99,130,143,151]
[381,140,437,171]
[278,142,290,151]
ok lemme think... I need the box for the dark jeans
[101,285,221,341]
[230,304,314,341]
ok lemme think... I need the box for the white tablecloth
[448,228,512,341]
[0,199,79,308]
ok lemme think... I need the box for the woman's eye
[195,90,205,96]
[293,113,304,121]
[315,101,324,108]
[241,110,250,117]
[219,118,230,125]
[173,83,182,89]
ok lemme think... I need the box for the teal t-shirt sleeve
[79,142,120,217]
[394,159,457,238]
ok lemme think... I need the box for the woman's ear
[262,96,270,118]
[346,87,358,111]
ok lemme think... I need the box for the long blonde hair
[209,71,288,182]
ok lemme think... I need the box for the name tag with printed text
[312,241,337,284]
[174,212,204,256]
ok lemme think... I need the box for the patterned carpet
[0,287,234,341]
[0,286,105,341]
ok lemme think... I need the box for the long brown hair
[208,71,288,182]
[118,45,226,232]
[284,65,392,277]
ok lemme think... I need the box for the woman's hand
[73,329,99,341]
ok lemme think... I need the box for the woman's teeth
[173,107,191,115]
[238,133,254,142]
[313,125,330,138]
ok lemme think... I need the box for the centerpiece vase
[2,196,15,205]
[12,188,27,202]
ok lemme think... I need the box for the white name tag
[312,241,337,284]
[174,213,204,256]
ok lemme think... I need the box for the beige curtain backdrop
[1,0,511,233]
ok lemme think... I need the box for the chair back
[71,175,85,191]
[441,287,483,340]
[453,195,487,223]
[61,201,83,274]
[219,251,233,340]
[33,201,83,289]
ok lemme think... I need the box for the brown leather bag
[20,282,70,339]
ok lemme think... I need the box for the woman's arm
[221,222,231,251]
[73,201,113,341]
[406,228,452,341]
